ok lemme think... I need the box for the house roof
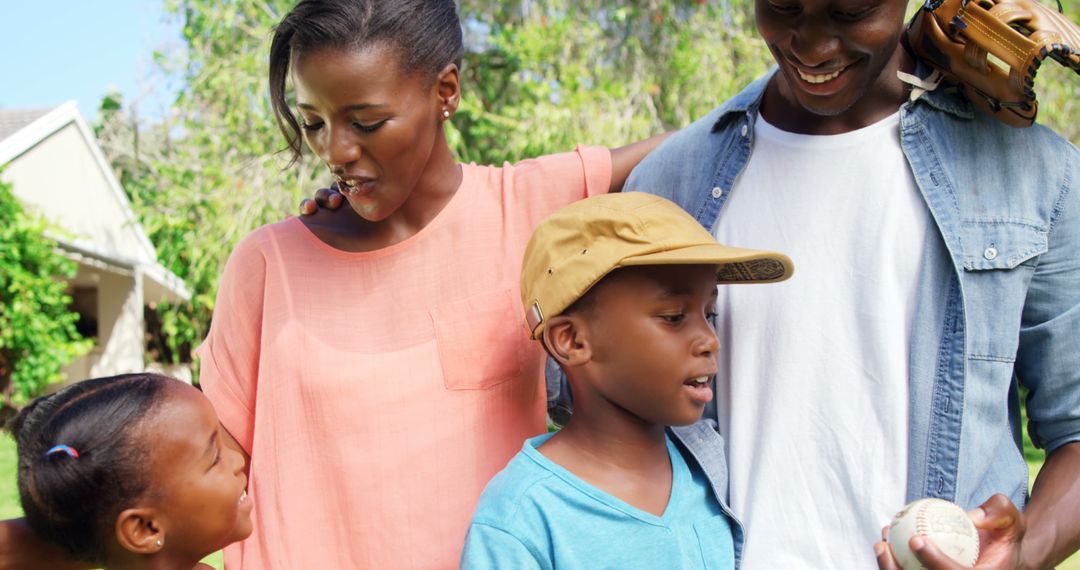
[0,107,52,141]
[0,102,190,304]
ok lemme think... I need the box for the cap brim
[621,243,793,284]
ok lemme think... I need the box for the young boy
[460,192,793,568]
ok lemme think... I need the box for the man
[618,0,1080,567]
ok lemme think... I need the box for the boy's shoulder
[470,441,561,530]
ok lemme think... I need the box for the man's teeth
[690,376,709,385]
[797,68,842,84]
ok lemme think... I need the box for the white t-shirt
[714,112,929,568]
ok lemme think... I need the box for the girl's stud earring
[442,110,451,119]
[156,539,163,548]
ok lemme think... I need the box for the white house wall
[60,268,146,381]
[1,123,150,264]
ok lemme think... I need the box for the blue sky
[0,1,183,120]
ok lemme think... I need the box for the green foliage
[0,433,21,519]
[452,1,769,164]
[1036,61,1080,144]
[0,177,90,406]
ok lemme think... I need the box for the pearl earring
[442,110,450,119]
[156,539,163,547]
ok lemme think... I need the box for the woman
[197,1,669,568]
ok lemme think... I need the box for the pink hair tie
[45,445,79,459]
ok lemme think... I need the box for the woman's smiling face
[293,44,451,222]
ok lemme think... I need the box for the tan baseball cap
[521,192,794,339]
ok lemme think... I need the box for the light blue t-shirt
[460,433,735,569]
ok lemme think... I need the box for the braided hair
[12,373,173,564]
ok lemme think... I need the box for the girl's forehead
[146,383,217,434]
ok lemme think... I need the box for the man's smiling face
[756,0,910,132]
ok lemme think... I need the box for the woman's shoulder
[463,146,611,206]
[466,145,608,176]
[229,217,304,256]
[217,218,309,279]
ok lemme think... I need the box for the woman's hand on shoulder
[299,183,345,216]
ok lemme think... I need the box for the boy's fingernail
[969,507,986,523]
[911,536,925,550]
[874,542,885,556]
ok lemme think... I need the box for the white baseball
[886,498,980,570]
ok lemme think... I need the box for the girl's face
[293,44,453,222]
[143,383,252,558]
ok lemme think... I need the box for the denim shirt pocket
[431,289,526,390]
[959,220,1048,361]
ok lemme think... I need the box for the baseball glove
[906,0,1080,127]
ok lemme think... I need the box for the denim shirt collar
[709,70,771,133]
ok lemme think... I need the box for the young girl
[13,373,251,570]
[192,0,668,568]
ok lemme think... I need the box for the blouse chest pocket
[431,288,528,391]
[959,220,1047,361]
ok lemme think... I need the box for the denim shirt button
[741,124,749,137]
[711,186,723,199]
[983,246,998,260]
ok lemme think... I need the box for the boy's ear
[115,508,165,555]
[542,315,591,366]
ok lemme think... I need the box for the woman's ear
[434,62,460,117]
[115,508,165,555]
[543,315,591,367]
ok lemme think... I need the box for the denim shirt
[551,69,1080,566]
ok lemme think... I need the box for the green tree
[0,176,90,415]
[451,1,769,164]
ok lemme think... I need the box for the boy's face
[582,264,720,427]
[756,0,910,132]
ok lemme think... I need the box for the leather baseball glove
[906,0,1080,127]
